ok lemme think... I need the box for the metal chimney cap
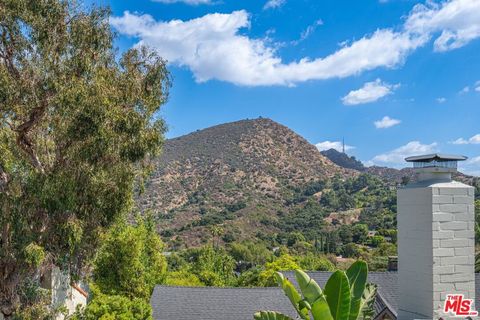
[405,153,468,162]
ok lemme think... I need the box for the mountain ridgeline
[321,148,477,185]
[137,118,478,249]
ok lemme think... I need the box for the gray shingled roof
[151,272,480,320]
[150,286,297,320]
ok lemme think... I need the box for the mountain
[137,118,355,247]
[320,148,477,185]
[138,118,477,249]
[320,149,365,171]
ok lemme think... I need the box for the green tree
[351,224,368,244]
[372,242,397,257]
[258,254,300,287]
[228,241,272,266]
[368,236,386,248]
[0,0,170,315]
[297,253,335,271]
[342,243,360,258]
[71,286,152,320]
[165,268,204,287]
[93,217,167,300]
[190,245,236,287]
[338,225,353,244]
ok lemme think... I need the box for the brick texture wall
[398,181,474,320]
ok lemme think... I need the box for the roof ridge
[154,285,282,290]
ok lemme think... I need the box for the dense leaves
[93,217,167,299]
[255,262,377,320]
[71,286,152,320]
[73,217,166,319]
[0,0,170,315]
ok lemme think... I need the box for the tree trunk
[0,265,20,319]
[0,164,9,193]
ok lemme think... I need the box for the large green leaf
[294,270,333,320]
[346,261,368,320]
[254,311,295,320]
[275,272,310,320]
[357,283,377,320]
[324,271,351,320]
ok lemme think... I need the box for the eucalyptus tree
[0,0,170,316]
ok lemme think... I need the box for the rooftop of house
[405,153,468,162]
[150,272,480,320]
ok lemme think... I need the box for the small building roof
[405,153,467,162]
[150,285,296,320]
[151,272,480,320]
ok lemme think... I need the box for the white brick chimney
[398,154,475,319]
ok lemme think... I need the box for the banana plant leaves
[275,272,310,320]
[357,283,378,320]
[324,270,351,320]
[294,270,333,320]
[345,261,368,320]
[256,264,377,320]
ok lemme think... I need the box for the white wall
[398,180,475,320]
[50,267,87,320]
[398,185,434,319]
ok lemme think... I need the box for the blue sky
[95,0,479,174]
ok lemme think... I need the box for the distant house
[0,267,87,320]
[150,272,480,320]
[40,266,88,319]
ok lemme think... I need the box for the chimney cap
[405,153,467,162]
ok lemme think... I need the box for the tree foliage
[93,217,167,300]
[193,245,236,286]
[258,255,300,287]
[165,268,204,287]
[0,0,170,315]
[71,286,152,320]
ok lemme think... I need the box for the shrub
[71,286,152,320]
[165,269,204,287]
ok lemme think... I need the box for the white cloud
[471,135,480,143]
[291,19,323,45]
[110,11,424,86]
[468,156,480,165]
[374,116,401,129]
[372,141,438,165]
[111,0,480,86]
[460,81,480,93]
[263,0,286,10]
[342,79,399,106]
[404,0,480,52]
[451,133,480,145]
[451,138,469,145]
[315,141,355,152]
[459,156,480,176]
[152,0,212,4]
[436,97,447,103]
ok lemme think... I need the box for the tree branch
[0,164,8,193]
[14,95,51,174]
